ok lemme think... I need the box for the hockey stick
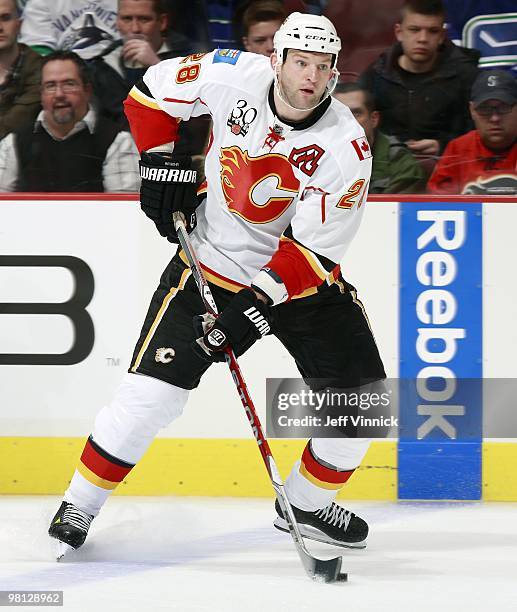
[173,212,347,583]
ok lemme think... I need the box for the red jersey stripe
[266,239,327,299]
[124,94,179,153]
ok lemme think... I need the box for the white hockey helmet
[273,12,341,68]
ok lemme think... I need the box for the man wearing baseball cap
[428,70,516,194]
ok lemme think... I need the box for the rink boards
[0,194,516,500]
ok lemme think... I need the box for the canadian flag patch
[351,136,372,161]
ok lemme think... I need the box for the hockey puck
[336,572,348,582]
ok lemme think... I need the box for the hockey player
[48,12,386,558]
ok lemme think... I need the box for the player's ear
[270,52,279,71]
[243,36,250,51]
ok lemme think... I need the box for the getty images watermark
[267,378,517,440]
[266,379,399,438]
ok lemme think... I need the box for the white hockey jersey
[126,50,372,300]
[20,0,119,60]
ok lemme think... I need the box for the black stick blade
[301,551,348,583]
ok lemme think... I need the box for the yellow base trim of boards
[3,438,513,500]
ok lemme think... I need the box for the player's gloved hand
[139,151,199,243]
[193,289,271,362]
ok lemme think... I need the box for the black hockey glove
[139,151,199,243]
[193,289,271,362]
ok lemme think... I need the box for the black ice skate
[48,501,94,560]
[273,499,368,549]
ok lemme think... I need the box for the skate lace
[314,503,353,530]
[62,504,93,532]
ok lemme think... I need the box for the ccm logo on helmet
[244,307,270,336]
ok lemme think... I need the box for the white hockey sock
[63,373,189,516]
[284,460,340,511]
[64,471,112,517]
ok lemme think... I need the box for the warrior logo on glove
[139,151,200,243]
[140,165,197,184]
[243,307,270,336]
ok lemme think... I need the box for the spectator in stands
[241,0,285,57]
[428,70,516,195]
[0,50,139,192]
[19,0,119,59]
[89,0,193,125]
[0,0,42,139]
[89,0,209,164]
[116,0,192,72]
[359,0,480,161]
[335,83,426,193]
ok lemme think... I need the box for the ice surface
[1,496,516,611]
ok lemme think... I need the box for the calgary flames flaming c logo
[219,146,300,223]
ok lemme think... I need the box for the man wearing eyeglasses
[428,70,516,195]
[0,49,140,191]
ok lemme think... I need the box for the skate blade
[52,539,75,561]
[273,517,367,549]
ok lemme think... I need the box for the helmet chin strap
[273,61,340,114]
